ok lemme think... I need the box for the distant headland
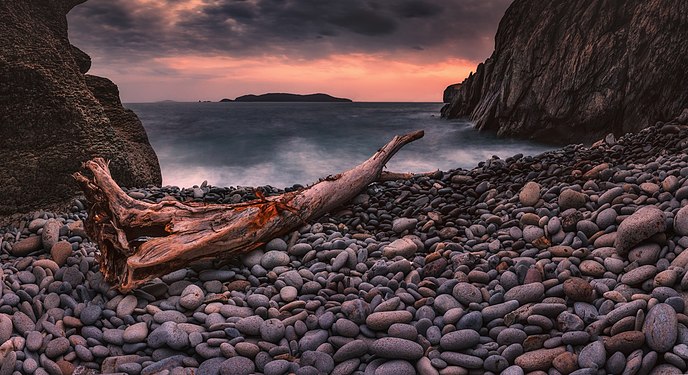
[220,93,352,103]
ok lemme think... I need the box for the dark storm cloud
[68,0,513,63]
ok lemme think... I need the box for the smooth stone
[301,350,335,374]
[603,331,645,354]
[578,341,606,368]
[220,356,256,375]
[41,219,62,250]
[439,352,484,369]
[497,328,527,345]
[236,316,264,336]
[45,337,70,358]
[117,295,138,318]
[392,218,418,233]
[333,340,368,362]
[440,329,480,351]
[563,278,595,302]
[261,251,290,269]
[298,330,329,352]
[643,303,678,352]
[11,236,42,256]
[123,322,149,343]
[260,318,285,343]
[50,241,72,267]
[154,310,187,324]
[519,181,541,206]
[620,265,658,285]
[179,284,205,310]
[197,358,225,375]
[383,237,417,259]
[674,205,688,235]
[12,311,35,335]
[0,314,11,344]
[559,189,586,210]
[515,347,566,371]
[374,360,416,375]
[265,238,288,252]
[26,330,43,351]
[370,337,423,360]
[366,311,413,330]
[596,208,618,229]
[504,283,544,304]
[240,249,264,268]
[614,206,666,256]
[80,304,102,326]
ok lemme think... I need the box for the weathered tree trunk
[74,130,428,292]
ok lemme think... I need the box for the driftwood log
[74,130,432,291]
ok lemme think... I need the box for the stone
[674,205,688,235]
[504,283,544,304]
[383,237,417,259]
[558,189,586,210]
[0,314,11,344]
[603,331,645,354]
[374,360,416,375]
[614,206,666,256]
[578,341,606,369]
[41,219,62,250]
[519,181,541,206]
[439,329,480,351]
[515,347,566,371]
[366,311,413,330]
[261,251,290,269]
[563,278,595,302]
[45,337,70,358]
[80,305,102,325]
[643,303,678,352]
[11,236,42,257]
[370,337,423,360]
[620,265,657,285]
[260,318,285,343]
[50,241,72,267]
[179,284,205,310]
[123,322,148,343]
[440,1,688,145]
[0,0,161,216]
[117,295,138,318]
[392,218,418,233]
[12,311,35,336]
[265,238,288,252]
[220,357,255,375]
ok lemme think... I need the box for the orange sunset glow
[67,0,512,102]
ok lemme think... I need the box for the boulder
[0,1,161,216]
[441,1,688,144]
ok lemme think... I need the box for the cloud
[68,0,513,63]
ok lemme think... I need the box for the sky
[67,0,513,103]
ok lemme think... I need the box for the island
[229,93,352,103]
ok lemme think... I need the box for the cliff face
[0,0,161,216]
[441,0,688,144]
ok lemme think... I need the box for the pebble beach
[3,118,688,375]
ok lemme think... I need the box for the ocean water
[127,102,554,189]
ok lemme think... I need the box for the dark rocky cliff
[0,0,161,216]
[441,0,688,144]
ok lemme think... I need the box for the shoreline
[1,119,688,374]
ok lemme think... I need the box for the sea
[127,102,554,189]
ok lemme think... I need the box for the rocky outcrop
[0,0,161,216]
[441,0,688,144]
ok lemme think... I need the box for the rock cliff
[441,0,688,144]
[0,0,161,216]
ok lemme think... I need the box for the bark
[74,130,426,291]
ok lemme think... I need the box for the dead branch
[74,130,426,291]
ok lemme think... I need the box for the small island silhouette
[220,93,352,103]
